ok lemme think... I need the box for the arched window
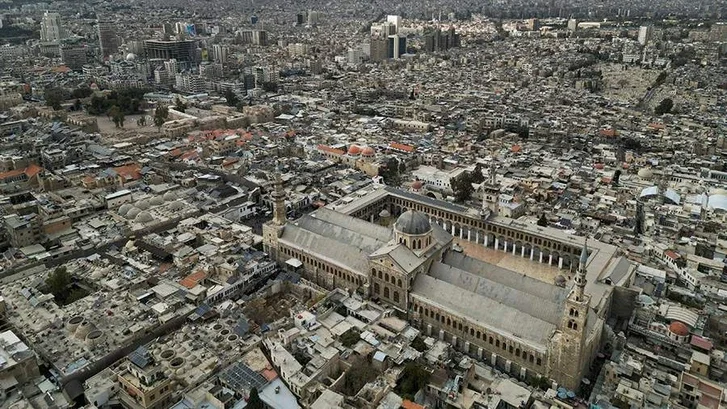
[470,328,475,337]
[393,291,400,303]
[496,339,500,347]
[374,283,380,294]
[516,349,521,357]
[477,331,481,339]
[384,287,389,298]
[447,317,452,326]
[385,273,389,282]
[397,278,402,287]
[489,337,493,344]
[529,355,534,363]
[536,358,542,366]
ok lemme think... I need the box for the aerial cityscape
[0,0,726,408]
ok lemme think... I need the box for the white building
[40,12,65,42]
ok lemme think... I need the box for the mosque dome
[150,196,164,206]
[126,207,141,219]
[361,146,375,156]
[118,203,133,216]
[394,210,432,235]
[135,211,154,223]
[347,145,361,156]
[126,53,137,61]
[638,168,654,180]
[163,191,178,201]
[169,200,184,211]
[136,199,150,210]
[379,209,391,218]
[412,180,423,190]
[669,321,689,337]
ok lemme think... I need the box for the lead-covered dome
[394,210,431,235]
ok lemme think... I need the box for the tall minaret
[549,238,592,390]
[262,173,287,259]
[573,239,589,301]
[272,173,287,225]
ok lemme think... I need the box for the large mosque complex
[263,177,635,390]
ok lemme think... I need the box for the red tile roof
[317,144,345,156]
[389,142,415,153]
[114,163,142,181]
[180,271,207,289]
[691,335,714,351]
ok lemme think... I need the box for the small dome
[347,145,361,155]
[150,196,164,206]
[669,321,689,337]
[126,207,141,219]
[361,146,375,156]
[163,191,177,201]
[555,275,566,285]
[126,53,137,61]
[412,180,423,190]
[379,209,391,218]
[136,199,150,210]
[135,211,153,223]
[394,210,432,235]
[638,168,654,180]
[169,200,184,211]
[118,203,133,216]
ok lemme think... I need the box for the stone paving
[454,238,568,285]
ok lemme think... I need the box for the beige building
[263,182,625,390]
[116,347,174,409]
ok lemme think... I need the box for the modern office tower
[638,26,653,46]
[97,20,118,59]
[252,30,268,46]
[308,59,322,75]
[143,39,197,62]
[40,12,65,42]
[347,47,364,65]
[526,18,540,31]
[387,34,406,59]
[386,15,402,31]
[60,45,87,70]
[154,66,170,86]
[567,18,578,33]
[163,59,179,75]
[369,36,388,62]
[211,44,228,64]
[307,10,321,25]
[423,26,460,53]
[371,22,396,37]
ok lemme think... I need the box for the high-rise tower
[97,20,119,59]
[40,12,65,42]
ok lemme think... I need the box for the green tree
[262,81,278,92]
[108,105,125,128]
[655,98,674,115]
[73,99,83,111]
[246,388,264,409]
[174,97,187,113]
[471,163,485,184]
[397,363,431,400]
[451,172,474,202]
[340,328,361,347]
[70,87,93,99]
[537,214,548,227]
[45,87,65,111]
[45,267,71,296]
[137,116,147,127]
[153,105,169,129]
[224,89,239,107]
